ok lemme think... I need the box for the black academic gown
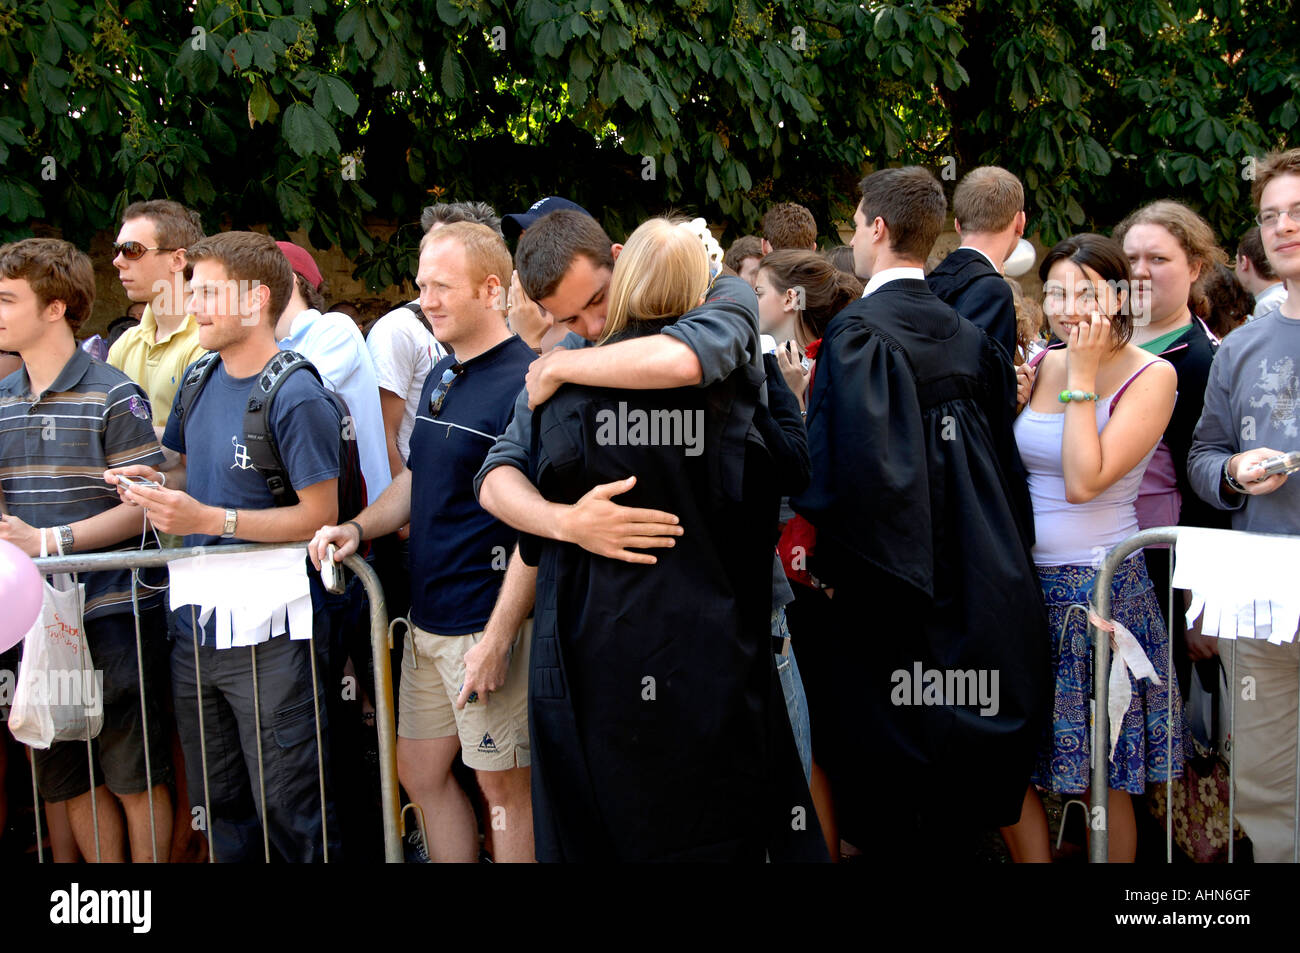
[792,280,1050,843]
[526,356,826,863]
[926,247,1019,361]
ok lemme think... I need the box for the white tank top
[1013,361,1163,566]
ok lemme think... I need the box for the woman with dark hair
[525,218,826,862]
[1194,262,1253,340]
[752,249,861,857]
[1005,233,1186,862]
[755,250,862,408]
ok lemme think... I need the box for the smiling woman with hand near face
[1004,233,1185,863]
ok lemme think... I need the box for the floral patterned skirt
[1031,555,1186,795]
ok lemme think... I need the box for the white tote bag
[8,533,103,749]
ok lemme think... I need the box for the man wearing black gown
[792,167,1050,856]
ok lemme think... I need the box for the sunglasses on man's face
[428,363,465,418]
[112,241,178,261]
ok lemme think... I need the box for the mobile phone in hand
[1253,451,1300,480]
[321,542,345,594]
[118,474,161,489]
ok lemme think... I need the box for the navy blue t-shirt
[162,360,342,641]
[407,335,535,634]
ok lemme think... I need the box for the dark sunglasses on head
[112,241,178,261]
[428,363,465,418]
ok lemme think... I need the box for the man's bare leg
[475,766,533,862]
[64,786,126,862]
[119,785,173,862]
[396,734,477,862]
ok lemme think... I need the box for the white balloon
[1004,238,1037,277]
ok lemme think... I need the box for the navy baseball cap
[502,196,593,240]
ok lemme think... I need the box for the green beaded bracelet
[1058,389,1099,403]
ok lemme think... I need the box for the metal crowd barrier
[1089,526,1300,863]
[20,543,402,863]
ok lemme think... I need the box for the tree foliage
[0,0,1295,292]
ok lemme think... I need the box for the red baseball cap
[276,241,323,290]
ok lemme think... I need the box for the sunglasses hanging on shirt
[428,363,466,418]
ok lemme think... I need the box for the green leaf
[282,101,340,157]
[41,23,62,64]
[323,75,359,116]
[249,80,275,123]
[276,180,315,225]
[441,47,465,99]
[436,0,464,26]
[570,43,593,82]
[705,165,720,200]
[1193,118,1215,152]
[1277,100,1299,129]
[872,8,893,41]
[228,33,253,70]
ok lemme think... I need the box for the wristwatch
[56,524,74,553]
[221,508,238,538]
[1223,457,1247,494]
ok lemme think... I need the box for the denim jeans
[773,607,812,783]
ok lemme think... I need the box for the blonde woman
[526,218,825,862]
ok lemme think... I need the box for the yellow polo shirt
[107,305,207,427]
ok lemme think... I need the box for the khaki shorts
[398,619,531,771]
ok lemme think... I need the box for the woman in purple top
[1005,234,1186,862]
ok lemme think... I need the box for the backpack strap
[175,351,222,427]
[243,350,322,506]
[403,300,435,338]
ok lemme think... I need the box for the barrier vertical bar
[1293,660,1300,863]
[1165,553,1174,863]
[191,604,216,863]
[249,643,272,862]
[1088,551,1113,864]
[343,553,401,862]
[1228,638,1237,864]
[30,763,43,863]
[130,573,159,862]
[306,624,330,863]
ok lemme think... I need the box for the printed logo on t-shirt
[478,731,497,753]
[231,434,254,470]
[1252,355,1300,438]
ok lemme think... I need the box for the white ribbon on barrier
[1172,527,1300,644]
[1107,619,1162,763]
[168,548,314,648]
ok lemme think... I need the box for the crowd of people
[0,148,1298,863]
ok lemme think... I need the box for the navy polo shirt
[407,335,535,634]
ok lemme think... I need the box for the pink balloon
[0,538,43,653]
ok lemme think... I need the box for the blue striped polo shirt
[0,348,166,620]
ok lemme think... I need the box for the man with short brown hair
[926,166,1026,359]
[1189,148,1300,861]
[108,200,207,460]
[0,237,173,863]
[1236,225,1287,319]
[792,166,1048,858]
[761,202,818,253]
[108,230,343,862]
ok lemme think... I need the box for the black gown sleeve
[754,352,810,495]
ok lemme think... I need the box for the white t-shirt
[279,308,392,504]
[366,302,447,463]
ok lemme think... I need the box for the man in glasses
[310,222,537,862]
[108,200,207,466]
[1189,148,1300,862]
